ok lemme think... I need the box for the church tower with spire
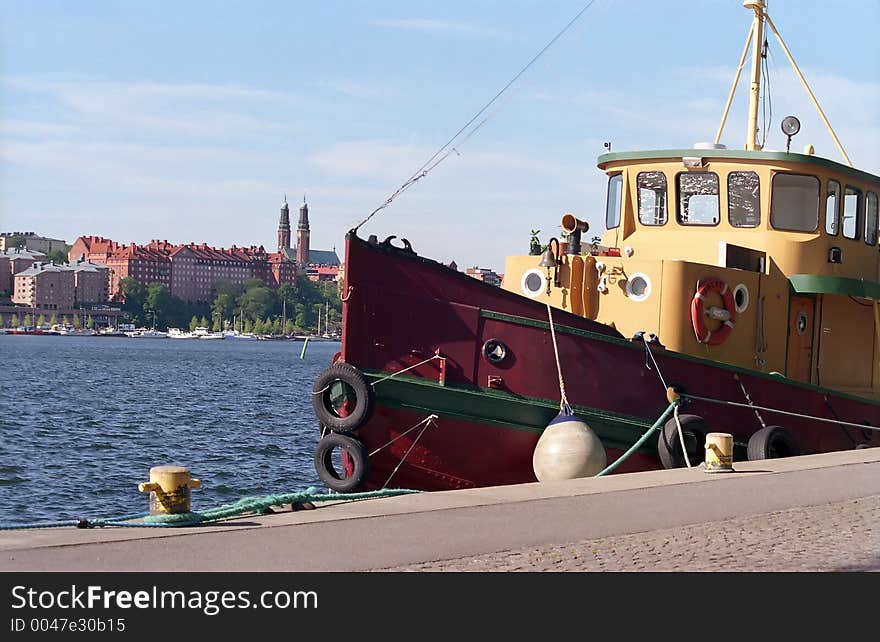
[296,197,310,267]
[277,196,291,252]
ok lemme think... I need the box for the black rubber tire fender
[312,362,374,434]
[747,425,800,460]
[658,413,709,469]
[314,433,370,493]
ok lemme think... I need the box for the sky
[2,0,878,272]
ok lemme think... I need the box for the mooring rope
[734,373,767,429]
[673,403,693,468]
[368,414,439,457]
[312,355,443,398]
[382,416,438,489]
[641,337,691,466]
[0,487,420,530]
[642,335,668,391]
[546,303,571,413]
[595,400,681,476]
[640,336,876,457]
[369,355,442,387]
[679,393,879,431]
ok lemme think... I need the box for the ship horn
[561,214,589,255]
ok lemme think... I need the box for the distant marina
[0,324,340,342]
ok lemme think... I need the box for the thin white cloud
[0,119,81,138]
[7,77,301,107]
[372,18,508,39]
[315,78,393,100]
[3,77,306,145]
[308,139,433,183]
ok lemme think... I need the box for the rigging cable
[352,0,598,233]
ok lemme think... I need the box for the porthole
[482,339,508,364]
[625,272,652,302]
[733,283,749,313]
[521,268,545,299]
[795,311,808,336]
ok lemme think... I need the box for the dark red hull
[317,233,879,491]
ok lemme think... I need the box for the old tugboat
[312,0,879,492]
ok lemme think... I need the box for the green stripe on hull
[364,370,661,454]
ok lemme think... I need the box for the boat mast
[721,0,853,165]
[744,0,766,151]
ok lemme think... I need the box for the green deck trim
[597,149,880,185]
[363,369,662,453]
[789,274,880,300]
[480,309,880,408]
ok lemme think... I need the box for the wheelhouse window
[605,174,623,229]
[842,185,862,239]
[637,171,667,225]
[728,171,760,228]
[770,173,819,232]
[865,191,878,245]
[825,180,840,235]
[676,173,719,225]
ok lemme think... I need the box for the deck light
[782,116,800,152]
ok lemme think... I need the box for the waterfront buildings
[69,198,340,303]
[73,239,300,303]
[0,232,67,254]
[465,266,503,287]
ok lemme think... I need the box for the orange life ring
[691,278,736,345]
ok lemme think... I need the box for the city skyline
[2,1,878,272]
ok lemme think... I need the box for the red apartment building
[11,259,110,310]
[12,263,76,310]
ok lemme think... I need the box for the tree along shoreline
[118,275,340,335]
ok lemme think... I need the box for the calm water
[0,335,340,526]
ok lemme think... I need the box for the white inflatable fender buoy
[532,412,606,481]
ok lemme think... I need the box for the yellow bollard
[138,465,201,514]
[704,433,734,473]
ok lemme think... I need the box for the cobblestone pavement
[379,495,880,572]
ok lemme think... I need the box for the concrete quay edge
[1,447,878,572]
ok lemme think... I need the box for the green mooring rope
[594,400,680,477]
[0,487,420,530]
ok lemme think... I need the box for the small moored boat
[125,328,167,339]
